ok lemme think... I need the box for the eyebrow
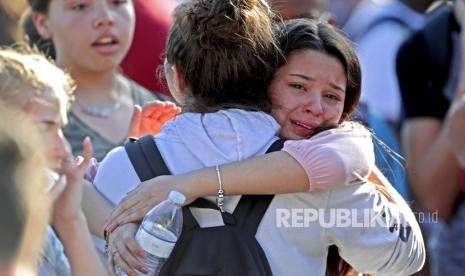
[289,73,346,93]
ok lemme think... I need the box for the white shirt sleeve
[325,168,425,275]
[93,146,141,205]
[282,121,375,191]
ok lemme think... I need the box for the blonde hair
[0,44,74,125]
[0,102,48,273]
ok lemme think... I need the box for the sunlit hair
[273,18,362,123]
[0,44,75,125]
[166,0,282,113]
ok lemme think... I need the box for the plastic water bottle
[116,191,185,276]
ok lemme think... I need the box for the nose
[304,95,323,117]
[52,130,71,162]
[93,4,114,28]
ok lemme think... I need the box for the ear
[171,65,186,93]
[32,11,53,40]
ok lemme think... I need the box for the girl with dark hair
[101,18,425,275]
[23,0,174,161]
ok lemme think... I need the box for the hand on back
[104,174,195,232]
[128,101,181,138]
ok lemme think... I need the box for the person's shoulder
[100,145,127,164]
[418,1,456,39]
[309,121,371,140]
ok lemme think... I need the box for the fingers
[112,250,138,276]
[141,100,165,117]
[142,101,180,119]
[114,210,149,228]
[105,195,150,231]
[106,207,150,232]
[77,137,93,170]
[105,194,139,227]
[107,251,118,276]
[48,174,67,202]
[127,105,142,138]
[134,101,181,136]
[107,224,148,275]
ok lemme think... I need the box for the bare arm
[403,8,465,219]
[402,119,462,219]
[104,151,308,230]
[82,180,114,238]
[448,3,465,168]
[53,211,108,276]
[105,124,374,229]
[52,138,108,275]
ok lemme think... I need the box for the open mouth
[290,119,318,138]
[293,120,314,130]
[92,36,118,47]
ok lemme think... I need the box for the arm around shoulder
[283,122,375,191]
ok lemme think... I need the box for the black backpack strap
[125,136,284,234]
[266,138,284,153]
[233,139,284,234]
[125,135,237,229]
[124,134,170,181]
[185,198,237,228]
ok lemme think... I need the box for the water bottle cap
[169,191,186,205]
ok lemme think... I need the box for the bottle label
[136,228,176,258]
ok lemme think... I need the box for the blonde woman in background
[0,45,107,276]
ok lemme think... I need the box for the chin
[279,132,302,141]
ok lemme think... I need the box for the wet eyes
[325,94,341,101]
[71,3,87,10]
[290,83,305,91]
[289,83,341,101]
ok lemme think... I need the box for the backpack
[124,134,283,276]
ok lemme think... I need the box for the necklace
[74,86,122,118]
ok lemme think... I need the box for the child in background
[0,45,107,276]
[23,0,177,160]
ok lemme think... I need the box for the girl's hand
[52,137,93,226]
[127,101,181,138]
[107,223,148,276]
[104,175,195,232]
